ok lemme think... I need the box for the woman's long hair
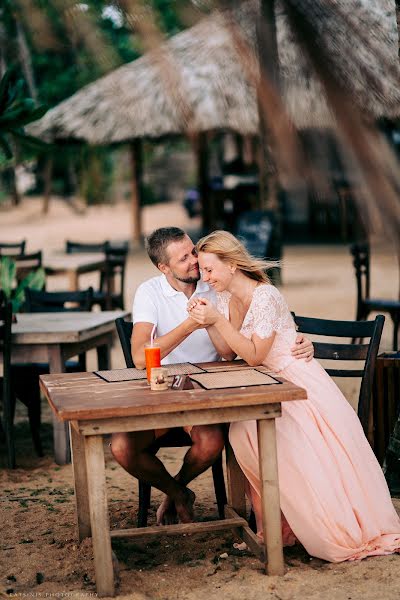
[196,230,278,284]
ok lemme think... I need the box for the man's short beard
[173,272,200,284]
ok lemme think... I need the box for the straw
[150,324,156,346]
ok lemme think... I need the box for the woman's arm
[189,299,274,366]
[206,324,237,361]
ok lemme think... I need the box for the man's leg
[157,424,225,524]
[111,431,195,523]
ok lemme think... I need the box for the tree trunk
[42,156,53,214]
[15,19,37,101]
[396,2,400,59]
[257,0,280,213]
[195,133,211,233]
[129,140,143,247]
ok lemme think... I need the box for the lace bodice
[217,284,298,372]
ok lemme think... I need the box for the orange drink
[144,343,161,382]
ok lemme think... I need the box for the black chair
[11,288,94,457]
[292,313,385,438]
[350,243,400,350]
[25,288,94,313]
[66,240,109,254]
[94,247,128,310]
[0,294,15,468]
[66,241,128,310]
[0,240,26,256]
[115,317,227,527]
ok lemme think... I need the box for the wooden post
[257,0,280,214]
[195,132,211,233]
[42,156,53,214]
[129,139,143,247]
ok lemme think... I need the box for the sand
[1,196,399,599]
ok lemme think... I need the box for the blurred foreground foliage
[0,0,188,204]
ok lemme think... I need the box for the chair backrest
[0,240,26,255]
[293,313,384,435]
[0,295,14,468]
[115,317,134,367]
[25,287,94,312]
[100,247,128,309]
[350,243,370,304]
[13,252,43,284]
[66,240,109,254]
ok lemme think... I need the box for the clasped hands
[187,297,314,362]
[187,297,219,326]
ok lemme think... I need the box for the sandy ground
[1,196,399,600]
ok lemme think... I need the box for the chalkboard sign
[236,210,276,259]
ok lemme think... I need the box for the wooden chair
[65,241,128,310]
[292,313,385,439]
[350,243,400,350]
[0,240,26,256]
[13,251,43,284]
[0,294,15,468]
[11,288,94,457]
[115,317,228,527]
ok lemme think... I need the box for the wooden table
[40,362,307,597]
[11,310,129,464]
[43,253,106,290]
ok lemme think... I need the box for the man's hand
[291,334,314,362]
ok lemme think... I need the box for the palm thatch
[30,0,400,144]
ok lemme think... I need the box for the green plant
[0,67,48,165]
[0,256,45,312]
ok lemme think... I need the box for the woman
[187,230,400,563]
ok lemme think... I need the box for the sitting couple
[112,227,400,563]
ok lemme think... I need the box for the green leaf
[10,130,51,152]
[12,267,46,312]
[0,135,13,159]
[0,256,16,298]
[0,67,17,114]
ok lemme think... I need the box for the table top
[43,253,105,273]
[39,362,307,422]
[11,310,129,344]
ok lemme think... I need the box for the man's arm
[132,319,202,369]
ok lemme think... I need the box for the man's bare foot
[175,488,195,524]
[156,495,178,525]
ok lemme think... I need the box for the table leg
[70,423,91,541]
[84,435,115,597]
[257,418,284,576]
[48,345,71,465]
[225,439,246,518]
[68,270,79,291]
[97,343,111,370]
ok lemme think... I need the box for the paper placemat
[189,368,281,390]
[95,363,206,383]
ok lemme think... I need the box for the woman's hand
[291,334,314,362]
[187,297,220,326]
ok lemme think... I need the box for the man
[111,227,314,525]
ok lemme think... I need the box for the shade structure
[30,0,400,143]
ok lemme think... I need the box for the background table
[11,310,129,463]
[43,253,106,290]
[40,363,307,597]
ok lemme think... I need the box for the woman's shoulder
[254,283,282,300]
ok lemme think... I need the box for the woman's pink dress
[221,284,400,563]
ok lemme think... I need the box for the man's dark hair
[145,227,187,267]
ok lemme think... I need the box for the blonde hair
[196,230,278,284]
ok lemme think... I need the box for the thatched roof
[30,0,400,143]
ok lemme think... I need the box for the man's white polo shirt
[133,275,220,365]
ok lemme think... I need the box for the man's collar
[160,274,209,297]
